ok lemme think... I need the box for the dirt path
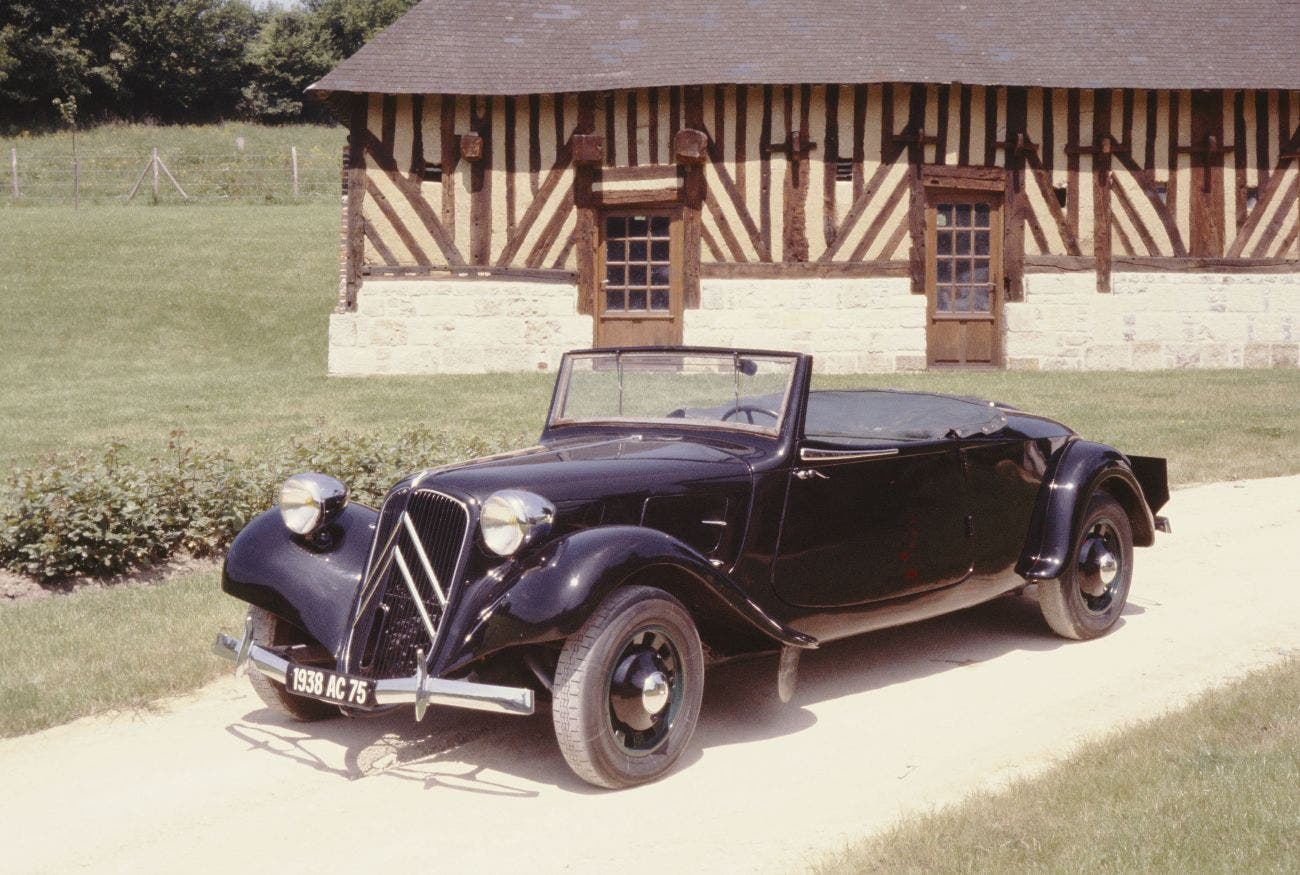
[2,476,1297,874]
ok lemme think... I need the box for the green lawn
[814,657,1300,874]
[0,205,548,465]
[1,204,1296,483]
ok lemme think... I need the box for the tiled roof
[309,0,1300,95]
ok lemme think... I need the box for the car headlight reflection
[279,473,349,536]
[480,490,555,557]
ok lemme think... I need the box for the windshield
[551,350,799,434]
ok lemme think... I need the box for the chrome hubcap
[1077,521,1122,608]
[608,628,681,755]
[1096,550,1119,586]
[641,671,670,715]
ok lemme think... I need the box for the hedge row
[0,430,503,582]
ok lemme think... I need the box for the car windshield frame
[547,349,803,437]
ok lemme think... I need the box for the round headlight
[480,490,555,557]
[279,473,349,536]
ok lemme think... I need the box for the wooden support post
[1176,92,1232,256]
[156,155,190,201]
[341,95,368,311]
[898,88,934,294]
[9,148,18,198]
[1066,131,1130,292]
[999,87,1031,302]
[151,148,160,202]
[574,91,599,317]
[291,146,300,199]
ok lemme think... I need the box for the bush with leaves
[0,428,504,582]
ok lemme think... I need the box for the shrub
[0,428,505,581]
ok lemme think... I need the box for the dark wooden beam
[702,260,910,279]
[1026,254,1299,274]
[1002,86,1029,301]
[1093,89,1113,292]
[341,93,368,312]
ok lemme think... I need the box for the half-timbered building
[312,1,1299,373]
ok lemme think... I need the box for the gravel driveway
[2,476,1297,874]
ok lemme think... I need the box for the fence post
[291,146,300,199]
[9,148,17,198]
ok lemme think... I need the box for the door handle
[793,468,829,481]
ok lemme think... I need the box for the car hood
[409,435,755,506]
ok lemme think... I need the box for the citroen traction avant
[215,347,1169,788]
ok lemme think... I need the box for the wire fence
[5,145,343,205]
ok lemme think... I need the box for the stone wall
[685,277,927,373]
[328,278,591,374]
[329,271,1299,375]
[1005,272,1300,370]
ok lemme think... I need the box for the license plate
[285,664,374,708]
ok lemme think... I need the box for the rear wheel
[552,586,704,789]
[1039,494,1134,640]
[246,607,338,721]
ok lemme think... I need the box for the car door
[772,443,971,608]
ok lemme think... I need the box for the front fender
[221,504,377,656]
[448,526,816,674]
[1016,440,1156,580]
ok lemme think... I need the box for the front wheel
[552,586,704,789]
[246,606,338,721]
[1038,493,1134,640]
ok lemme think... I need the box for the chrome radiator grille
[352,489,470,679]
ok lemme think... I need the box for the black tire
[552,586,704,789]
[246,606,338,721]
[1039,493,1134,640]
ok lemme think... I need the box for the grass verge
[813,657,1300,874]
[0,569,246,738]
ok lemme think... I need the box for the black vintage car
[215,347,1169,788]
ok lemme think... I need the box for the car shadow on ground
[223,589,1142,795]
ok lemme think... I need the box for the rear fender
[1016,440,1157,580]
[448,526,816,674]
[221,504,376,656]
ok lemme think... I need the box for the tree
[107,0,262,122]
[0,2,123,126]
[240,0,418,123]
[307,0,419,60]
[0,0,420,127]
[240,8,336,122]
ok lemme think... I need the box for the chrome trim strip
[393,547,441,644]
[372,674,535,716]
[401,511,448,607]
[799,446,900,462]
[213,633,533,716]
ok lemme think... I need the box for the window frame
[596,207,683,324]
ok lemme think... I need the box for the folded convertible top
[804,389,1007,443]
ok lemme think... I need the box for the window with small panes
[603,214,673,314]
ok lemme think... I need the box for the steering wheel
[721,403,780,425]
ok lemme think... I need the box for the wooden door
[925,193,1003,368]
[596,210,683,347]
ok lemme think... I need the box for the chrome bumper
[212,617,534,718]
